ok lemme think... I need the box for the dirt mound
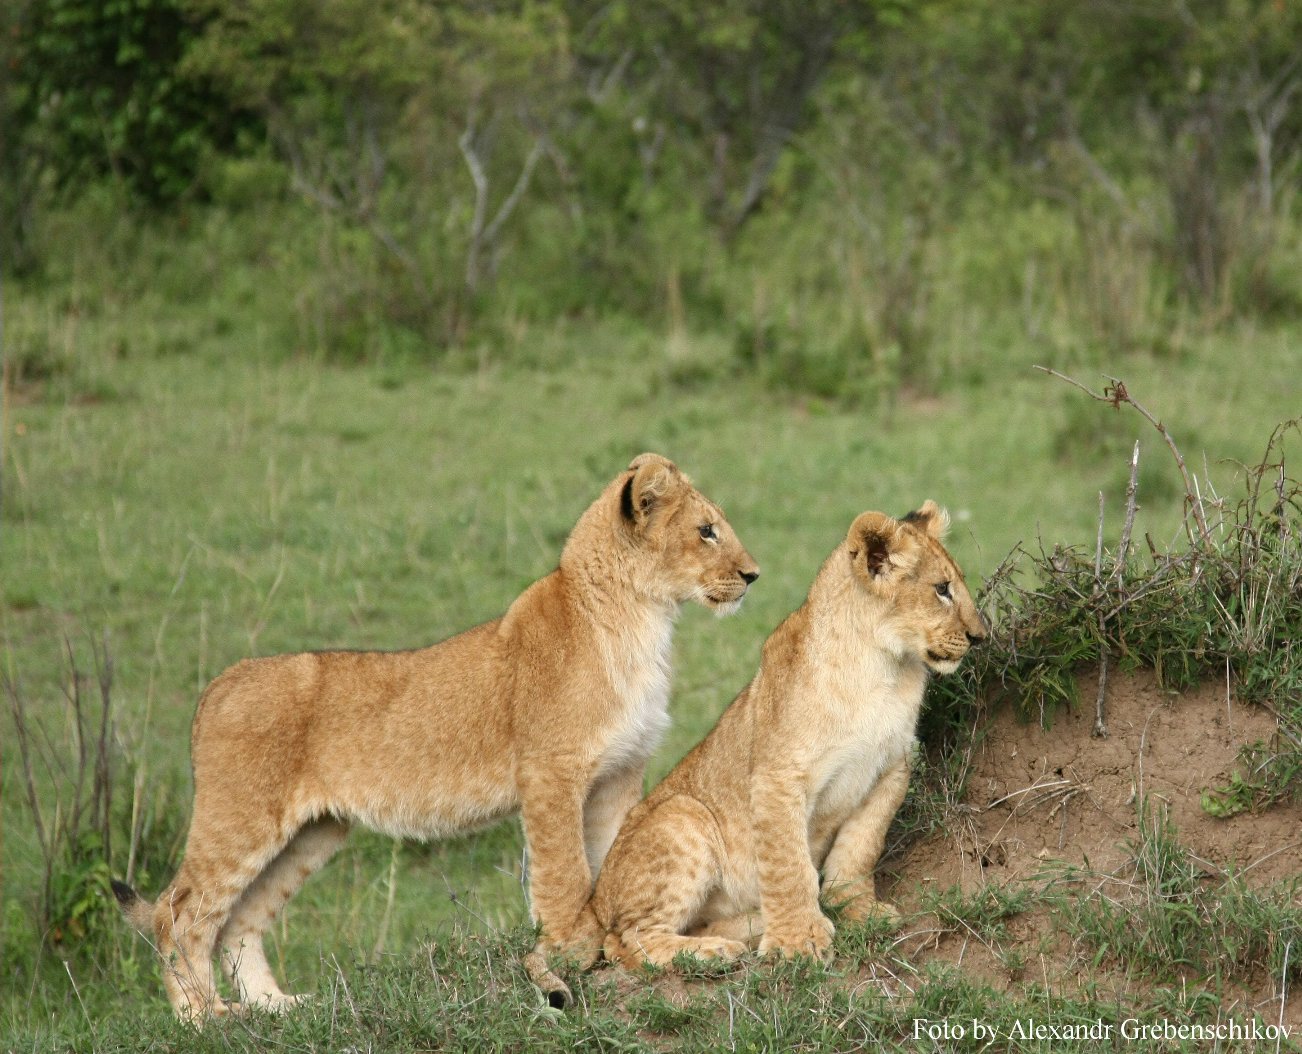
[869,669,1301,1023]
[891,669,1301,895]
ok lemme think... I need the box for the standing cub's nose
[966,630,986,646]
[740,570,759,585]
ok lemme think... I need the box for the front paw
[838,897,902,927]
[758,913,834,960]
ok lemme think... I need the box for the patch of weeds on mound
[1058,803,1302,990]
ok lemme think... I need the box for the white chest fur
[806,622,927,820]
[595,608,674,775]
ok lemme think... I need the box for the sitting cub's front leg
[752,769,834,959]
[820,757,909,924]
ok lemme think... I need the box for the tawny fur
[583,502,986,968]
[115,453,758,1019]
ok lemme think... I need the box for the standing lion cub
[114,453,758,1018]
[584,502,984,966]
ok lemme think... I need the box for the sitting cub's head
[846,501,987,673]
[619,453,759,613]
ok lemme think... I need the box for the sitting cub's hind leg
[820,757,909,923]
[599,796,746,968]
[219,817,349,1009]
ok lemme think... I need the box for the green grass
[4,269,1301,1049]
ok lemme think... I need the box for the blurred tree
[188,0,574,332]
[1,0,40,266]
[13,0,255,203]
[572,0,899,237]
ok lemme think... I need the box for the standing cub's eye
[935,581,952,600]
[699,524,718,542]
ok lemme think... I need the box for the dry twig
[1034,367,1213,549]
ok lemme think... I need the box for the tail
[111,879,155,934]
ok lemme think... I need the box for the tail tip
[110,878,138,907]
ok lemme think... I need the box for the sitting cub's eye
[699,524,718,542]
[935,581,952,600]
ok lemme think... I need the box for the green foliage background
[5,0,1301,366]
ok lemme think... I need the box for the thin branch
[1093,490,1109,739]
[460,112,546,295]
[1034,367,1213,548]
[482,136,545,249]
[6,674,50,863]
[1062,127,1138,221]
[93,632,114,865]
[1114,441,1141,583]
[459,115,490,295]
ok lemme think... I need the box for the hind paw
[682,936,747,962]
[840,898,902,926]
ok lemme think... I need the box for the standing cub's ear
[900,499,951,540]
[846,511,916,581]
[621,452,683,526]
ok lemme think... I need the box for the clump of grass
[1202,739,1302,817]
[921,884,1033,946]
[6,638,119,952]
[1060,803,1302,988]
[3,633,186,1019]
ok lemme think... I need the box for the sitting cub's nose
[739,569,759,585]
[966,630,987,646]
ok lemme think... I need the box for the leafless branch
[1034,367,1213,549]
[1093,490,1109,738]
[1062,127,1138,221]
[482,137,545,251]
[6,673,51,865]
[1114,441,1141,583]
[460,111,546,294]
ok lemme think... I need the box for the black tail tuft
[111,878,155,932]
[111,878,138,906]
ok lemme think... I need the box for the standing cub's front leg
[820,757,910,923]
[517,755,606,955]
[751,768,834,959]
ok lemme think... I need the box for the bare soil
[876,668,1302,1023]
[894,668,1301,894]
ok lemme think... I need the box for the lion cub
[115,453,758,1018]
[587,503,984,966]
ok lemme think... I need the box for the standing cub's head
[846,501,987,673]
[615,452,759,613]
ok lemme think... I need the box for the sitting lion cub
[114,453,758,1018]
[586,502,984,966]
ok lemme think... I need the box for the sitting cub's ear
[847,511,914,581]
[900,499,951,540]
[627,452,677,474]
[621,452,682,526]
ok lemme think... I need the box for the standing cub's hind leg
[597,796,745,968]
[145,800,302,1018]
[218,817,350,1009]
